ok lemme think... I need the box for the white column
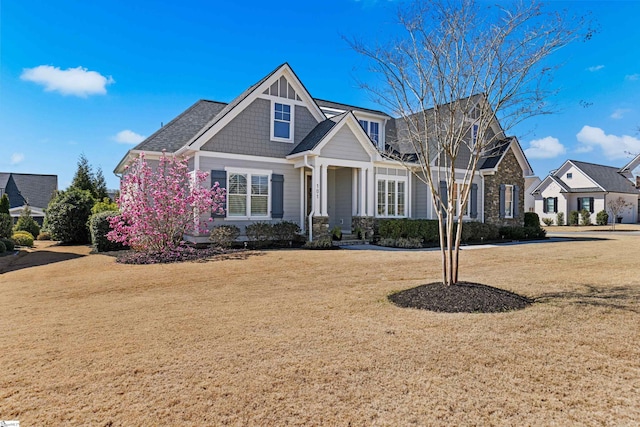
[321,163,328,217]
[367,167,375,216]
[359,168,366,216]
[352,169,359,216]
[312,163,319,217]
[300,168,305,231]
[407,172,412,218]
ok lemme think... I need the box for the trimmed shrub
[556,212,565,226]
[541,218,554,226]
[272,221,301,243]
[1,238,15,252]
[0,193,9,214]
[394,237,424,248]
[524,212,541,228]
[526,226,547,239]
[376,219,440,243]
[209,225,241,248]
[12,231,34,247]
[596,210,609,226]
[499,226,527,240]
[44,188,95,244]
[245,222,273,247]
[91,197,119,215]
[0,213,12,238]
[0,240,6,254]
[13,206,40,238]
[460,222,499,243]
[568,210,579,226]
[580,209,592,226]
[90,211,128,252]
[303,235,333,249]
[37,232,52,240]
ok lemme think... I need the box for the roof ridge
[569,159,619,170]
[314,98,390,116]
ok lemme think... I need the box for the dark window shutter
[577,198,582,211]
[499,184,506,219]
[589,197,594,213]
[513,185,520,218]
[211,170,227,218]
[553,197,558,213]
[470,183,478,219]
[543,197,547,214]
[271,174,284,219]
[439,180,447,218]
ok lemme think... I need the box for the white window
[359,119,380,145]
[472,124,478,146]
[227,171,271,218]
[376,176,407,218]
[566,173,573,179]
[272,102,293,142]
[453,183,470,217]
[504,185,514,218]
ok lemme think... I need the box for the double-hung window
[227,171,270,218]
[376,176,407,218]
[453,183,470,217]
[272,102,292,142]
[359,119,380,145]
[504,185,514,218]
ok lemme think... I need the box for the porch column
[320,162,328,217]
[300,168,305,231]
[366,167,375,216]
[312,163,319,217]
[352,168,359,216]
[359,168,366,216]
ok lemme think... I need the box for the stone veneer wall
[311,216,330,239]
[484,147,525,227]
[351,216,375,241]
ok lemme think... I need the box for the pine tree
[70,154,95,196]
[0,193,10,214]
[93,167,109,200]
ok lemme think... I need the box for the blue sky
[1,0,639,190]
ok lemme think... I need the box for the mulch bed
[389,282,532,313]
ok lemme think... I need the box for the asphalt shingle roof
[570,160,639,194]
[0,172,58,210]
[289,114,343,155]
[314,99,391,117]
[479,138,512,170]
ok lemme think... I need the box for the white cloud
[576,126,640,160]
[587,65,604,72]
[625,73,639,81]
[20,65,114,97]
[114,129,145,144]
[610,108,630,120]
[10,153,24,164]
[524,136,566,159]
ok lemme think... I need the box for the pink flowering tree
[107,152,225,252]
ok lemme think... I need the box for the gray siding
[198,156,301,235]
[412,175,430,219]
[320,126,371,162]
[201,99,319,158]
[332,168,353,230]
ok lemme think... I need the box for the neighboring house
[531,159,640,224]
[0,172,58,224]
[524,176,541,213]
[114,63,533,242]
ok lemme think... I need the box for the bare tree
[350,0,586,285]
[607,196,630,231]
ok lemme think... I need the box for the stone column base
[311,216,330,240]
[352,216,375,241]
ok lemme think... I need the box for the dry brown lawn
[1,236,639,425]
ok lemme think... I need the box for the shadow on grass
[534,284,640,313]
[0,250,86,275]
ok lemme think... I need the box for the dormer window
[272,101,294,142]
[359,119,380,144]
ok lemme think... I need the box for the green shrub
[525,226,546,239]
[524,212,541,228]
[303,235,333,249]
[568,210,579,226]
[330,225,342,241]
[0,213,12,238]
[0,194,10,214]
[44,188,95,244]
[376,219,440,243]
[460,222,499,243]
[556,212,565,226]
[12,231,34,247]
[245,222,273,246]
[1,238,15,251]
[89,211,127,252]
[499,226,526,240]
[13,206,40,238]
[394,237,423,248]
[91,197,119,215]
[596,210,608,226]
[580,209,592,226]
[0,240,6,254]
[209,225,241,248]
[271,221,301,243]
[37,232,51,240]
[541,218,554,226]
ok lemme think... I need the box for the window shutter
[470,183,478,219]
[513,185,520,218]
[211,170,227,218]
[439,181,447,218]
[553,197,558,213]
[271,174,284,219]
[577,198,582,211]
[589,197,594,213]
[499,184,506,219]
[543,197,547,214]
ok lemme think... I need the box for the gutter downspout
[302,154,315,242]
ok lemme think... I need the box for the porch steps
[334,234,369,246]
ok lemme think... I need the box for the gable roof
[479,138,512,170]
[132,100,227,153]
[0,172,58,209]
[619,153,640,174]
[570,160,639,194]
[289,114,343,155]
[314,99,391,118]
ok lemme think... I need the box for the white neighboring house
[524,176,541,213]
[531,159,640,224]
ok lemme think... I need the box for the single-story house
[0,172,58,224]
[114,63,534,242]
[531,159,640,224]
